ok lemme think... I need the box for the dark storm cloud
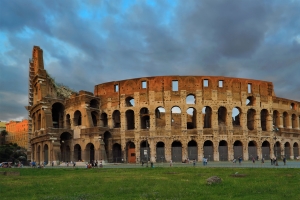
[0,0,300,121]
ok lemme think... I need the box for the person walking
[283,157,286,165]
[170,160,173,167]
[193,159,196,167]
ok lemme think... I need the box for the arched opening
[140,140,150,163]
[186,107,197,129]
[104,131,112,162]
[273,110,280,128]
[284,142,291,159]
[188,140,198,160]
[291,103,295,110]
[44,144,49,165]
[155,107,166,127]
[37,145,41,163]
[248,141,257,160]
[186,94,195,104]
[218,106,227,125]
[60,132,72,162]
[140,108,150,129]
[91,111,99,127]
[38,114,41,130]
[112,110,121,128]
[202,106,212,128]
[171,106,181,130]
[247,109,256,130]
[74,110,82,126]
[203,140,214,161]
[126,110,135,130]
[125,96,135,107]
[233,140,243,159]
[283,112,289,128]
[274,141,281,159]
[246,96,255,106]
[74,144,82,161]
[292,114,296,129]
[261,109,268,131]
[218,140,228,161]
[100,113,108,127]
[232,107,241,126]
[90,99,99,109]
[171,141,182,162]
[112,143,122,163]
[156,142,165,162]
[52,102,65,128]
[66,114,71,128]
[293,143,299,159]
[85,143,95,163]
[126,141,136,163]
[262,141,270,160]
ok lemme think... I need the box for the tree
[1,130,8,145]
[0,143,27,163]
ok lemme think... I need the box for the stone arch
[186,94,195,104]
[38,113,42,130]
[37,145,41,163]
[248,141,257,160]
[74,110,82,126]
[44,144,49,165]
[203,140,214,161]
[104,131,112,162]
[202,106,212,128]
[112,143,122,163]
[283,112,289,128]
[126,141,136,163]
[233,140,243,159]
[247,109,256,130]
[140,107,150,129]
[292,114,297,129]
[284,142,291,159]
[66,114,71,128]
[293,142,299,159]
[273,110,280,127]
[171,141,182,162]
[155,107,166,127]
[60,132,72,162]
[90,99,99,109]
[100,112,108,127]
[246,96,255,106]
[186,107,197,129]
[85,143,95,163]
[156,142,165,162]
[274,141,281,158]
[140,140,150,162]
[218,106,227,125]
[52,102,65,128]
[74,144,82,161]
[261,109,268,131]
[91,111,99,127]
[232,107,241,126]
[262,141,270,160]
[218,140,228,161]
[125,96,135,107]
[126,109,135,130]
[188,140,198,160]
[112,110,121,128]
[171,106,181,130]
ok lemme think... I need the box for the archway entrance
[248,141,257,160]
[218,140,228,161]
[112,143,122,163]
[74,144,82,161]
[293,143,299,159]
[44,144,49,165]
[274,141,281,159]
[284,142,291,159]
[262,141,270,160]
[156,142,165,162]
[85,143,95,163]
[188,140,197,160]
[171,141,182,162]
[203,140,213,161]
[140,140,150,163]
[233,141,243,159]
[126,142,136,163]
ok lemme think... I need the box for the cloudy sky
[0,0,300,122]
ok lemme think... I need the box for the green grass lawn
[0,167,299,200]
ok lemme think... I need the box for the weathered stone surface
[206,176,222,185]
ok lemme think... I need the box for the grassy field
[0,167,299,200]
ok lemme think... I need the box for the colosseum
[26,46,300,165]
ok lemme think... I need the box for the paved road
[27,160,300,169]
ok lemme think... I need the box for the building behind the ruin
[5,120,29,149]
[26,46,300,164]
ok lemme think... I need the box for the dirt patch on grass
[230,174,247,177]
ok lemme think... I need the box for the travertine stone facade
[27,46,300,164]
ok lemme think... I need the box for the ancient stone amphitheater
[27,46,300,164]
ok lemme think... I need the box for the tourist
[252,157,255,164]
[170,160,172,167]
[193,159,196,167]
[283,157,286,165]
[261,157,264,164]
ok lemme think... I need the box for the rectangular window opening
[172,80,178,91]
[142,81,147,89]
[248,83,252,93]
[218,80,223,88]
[204,79,209,87]
[114,84,119,92]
